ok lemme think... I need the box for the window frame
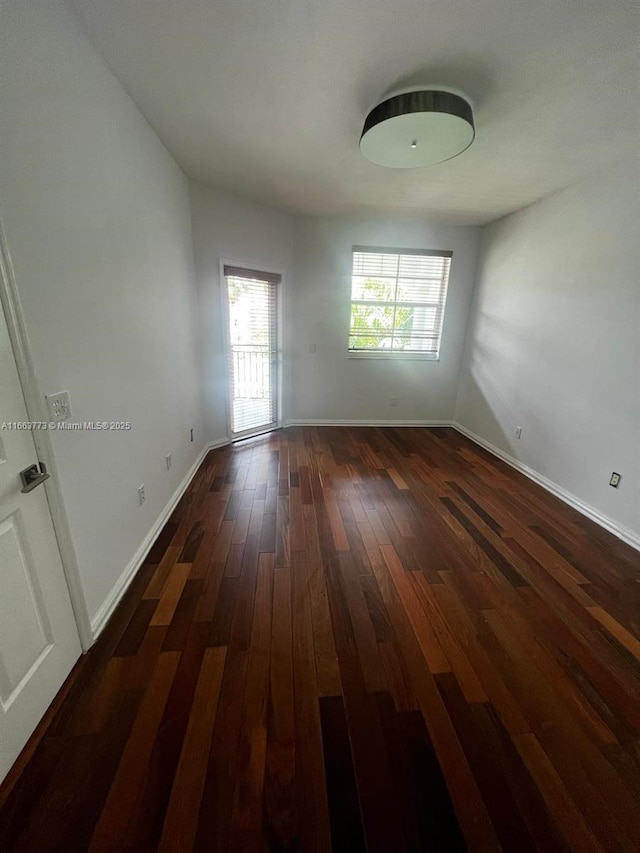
[348,245,453,361]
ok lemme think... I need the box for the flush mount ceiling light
[360,89,475,168]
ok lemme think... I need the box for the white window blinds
[349,246,452,358]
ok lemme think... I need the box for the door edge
[0,219,92,651]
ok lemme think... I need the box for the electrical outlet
[308,343,316,353]
[166,453,172,470]
[190,428,194,443]
[138,484,146,505]
[515,426,523,439]
[609,472,621,488]
[390,397,399,407]
[46,391,72,422]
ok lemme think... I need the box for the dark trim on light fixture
[361,91,474,140]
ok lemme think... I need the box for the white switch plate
[166,453,172,470]
[46,391,72,422]
[515,426,523,439]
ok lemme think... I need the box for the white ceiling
[65,0,639,225]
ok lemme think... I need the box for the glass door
[224,265,279,439]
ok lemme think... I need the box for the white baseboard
[452,422,640,553]
[206,438,232,451]
[284,418,451,427]
[89,438,230,641]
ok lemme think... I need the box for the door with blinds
[223,265,279,439]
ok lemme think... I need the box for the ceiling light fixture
[360,89,475,169]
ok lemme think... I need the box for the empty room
[0,0,639,850]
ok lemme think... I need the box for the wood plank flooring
[1,426,639,852]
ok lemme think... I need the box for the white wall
[189,182,294,441]
[290,216,481,423]
[1,0,204,625]
[455,160,640,541]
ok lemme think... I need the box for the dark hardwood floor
[1,426,639,852]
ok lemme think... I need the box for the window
[348,246,452,359]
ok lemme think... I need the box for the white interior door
[224,265,279,439]
[0,298,81,783]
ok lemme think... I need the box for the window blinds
[349,246,452,357]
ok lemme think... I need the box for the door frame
[0,220,92,651]
[219,258,284,442]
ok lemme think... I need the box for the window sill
[347,350,440,361]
